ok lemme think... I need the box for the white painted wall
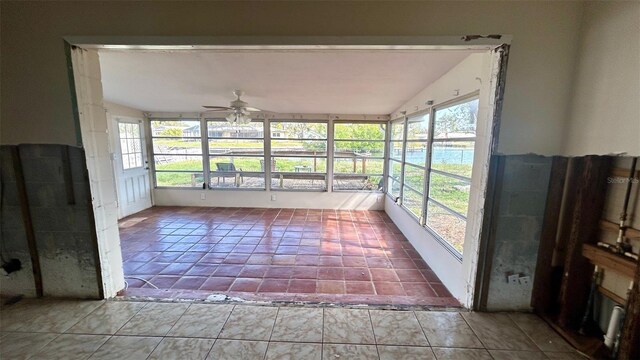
[104,101,145,119]
[1,1,585,156]
[563,1,640,156]
[155,189,384,210]
[71,49,125,298]
[385,53,494,305]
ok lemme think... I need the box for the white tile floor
[0,299,588,359]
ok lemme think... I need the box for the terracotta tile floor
[118,207,458,306]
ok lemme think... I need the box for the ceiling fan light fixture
[204,90,260,125]
[239,114,251,125]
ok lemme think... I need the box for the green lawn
[155,158,471,212]
[401,163,471,215]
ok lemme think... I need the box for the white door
[111,116,152,218]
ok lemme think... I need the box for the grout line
[263,305,281,360]
[507,313,544,352]
[459,312,491,351]
[412,310,432,347]
[367,309,382,358]
[109,301,151,336]
[144,334,165,360]
[320,307,325,360]
[201,305,234,360]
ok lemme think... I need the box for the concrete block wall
[0,144,101,298]
[73,48,124,298]
[485,155,553,311]
[0,147,37,297]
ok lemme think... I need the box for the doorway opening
[69,40,508,308]
[109,116,152,219]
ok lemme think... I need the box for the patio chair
[214,162,243,185]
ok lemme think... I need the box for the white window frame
[387,118,405,201]
[117,121,144,170]
[385,92,480,257]
[206,118,267,190]
[147,116,391,194]
[332,121,387,192]
[149,118,205,189]
[269,120,329,192]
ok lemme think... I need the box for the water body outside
[397,146,474,168]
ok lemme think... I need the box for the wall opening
[67,39,508,307]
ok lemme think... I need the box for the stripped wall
[598,157,639,301]
[484,155,553,311]
[0,145,102,298]
[0,149,37,297]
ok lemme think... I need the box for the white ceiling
[99,50,477,114]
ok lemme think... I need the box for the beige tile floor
[0,299,588,360]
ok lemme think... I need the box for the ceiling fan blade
[203,106,232,110]
[244,107,263,112]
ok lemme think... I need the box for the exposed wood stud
[558,156,612,328]
[600,219,640,239]
[610,167,640,179]
[582,244,636,279]
[618,260,640,359]
[11,146,43,297]
[532,156,568,313]
[61,145,76,205]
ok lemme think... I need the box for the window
[333,122,386,191]
[208,120,265,189]
[118,122,143,170]
[427,98,478,253]
[387,120,404,199]
[402,113,429,218]
[270,121,328,190]
[150,119,204,187]
[386,96,479,255]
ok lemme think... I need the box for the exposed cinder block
[502,155,552,192]
[486,155,553,311]
[1,207,26,230]
[506,191,548,217]
[0,144,101,299]
[0,146,37,297]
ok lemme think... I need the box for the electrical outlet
[508,274,519,285]
[200,193,206,200]
[519,276,531,286]
[271,194,277,201]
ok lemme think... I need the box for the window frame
[332,120,387,192]
[404,110,431,221]
[150,118,206,189]
[386,118,406,201]
[385,92,480,258]
[206,118,267,190]
[269,119,329,192]
[117,121,144,171]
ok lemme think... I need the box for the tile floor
[0,299,588,360]
[118,207,457,306]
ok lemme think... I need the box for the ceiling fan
[202,90,264,124]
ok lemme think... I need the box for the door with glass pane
[112,117,152,218]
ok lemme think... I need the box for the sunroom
[87,46,502,307]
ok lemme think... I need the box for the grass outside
[427,202,466,253]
